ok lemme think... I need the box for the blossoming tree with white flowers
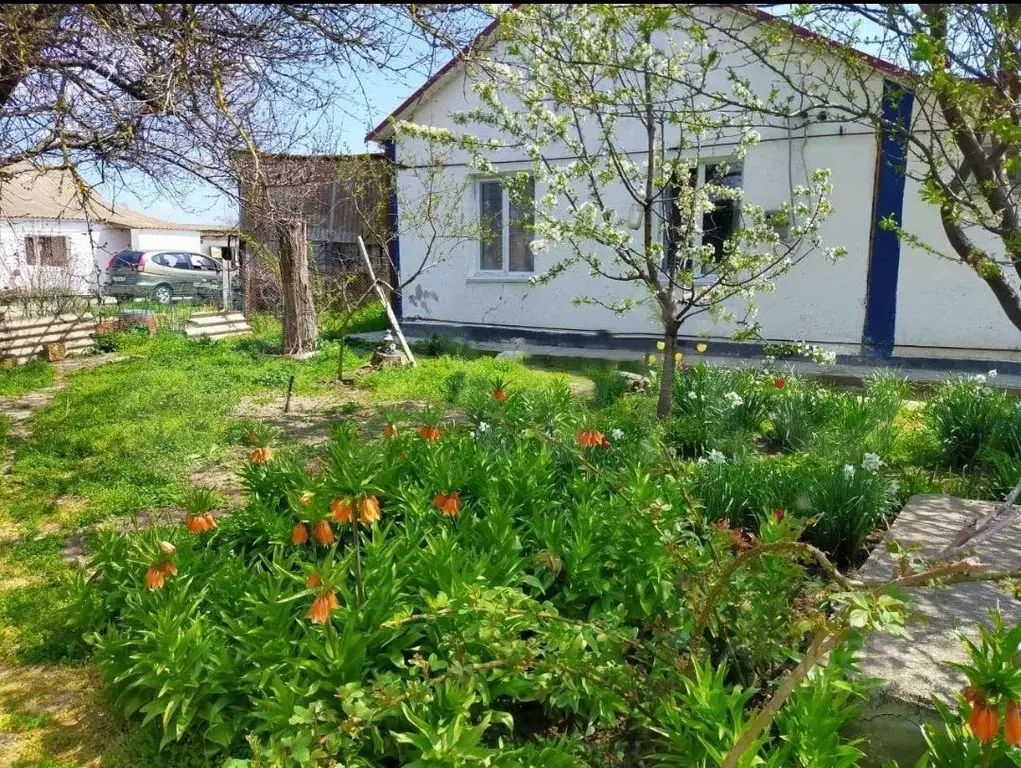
[399,4,845,419]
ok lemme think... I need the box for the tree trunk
[277,219,318,356]
[656,321,679,420]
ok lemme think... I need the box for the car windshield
[111,250,143,268]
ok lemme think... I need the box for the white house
[0,164,232,295]
[367,6,1021,367]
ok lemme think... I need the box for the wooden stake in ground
[278,220,318,356]
[357,236,416,367]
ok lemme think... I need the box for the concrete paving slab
[850,494,1021,766]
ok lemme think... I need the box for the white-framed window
[477,175,535,274]
[24,235,69,268]
[662,161,743,276]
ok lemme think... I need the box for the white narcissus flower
[708,449,727,463]
[974,374,987,384]
[724,392,744,407]
[861,452,885,471]
[687,391,698,400]
[988,369,998,379]
[477,421,490,433]
[843,464,856,479]
[610,428,624,440]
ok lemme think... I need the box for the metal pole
[221,251,231,313]
[284,374,295,413]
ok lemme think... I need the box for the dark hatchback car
[104,250,239,305]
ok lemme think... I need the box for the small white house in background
[369,6,1021,367]
[0,164,233,295]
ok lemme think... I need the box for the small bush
[768,382,836,452]
[590,367,630,408]
[925,377,1018,468]
[667,365,768,459]
[692,454,894,565]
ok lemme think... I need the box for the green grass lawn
[0,360,55,397]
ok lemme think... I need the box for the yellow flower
[656,341,665,351]
[696,343,708,353]
[674,352,683,362]
[647,354,656,364]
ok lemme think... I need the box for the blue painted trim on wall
[862,79,914,358]
[383,139,403,320]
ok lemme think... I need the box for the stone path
[851,494,1021,766]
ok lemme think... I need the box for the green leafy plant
[925,376,1018,469]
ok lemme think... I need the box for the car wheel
[153,284,173,304]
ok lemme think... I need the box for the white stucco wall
[392,11,883,350]
[388,9,1021,358]
[894,99,1021,357]
[0,218,129,293]
[130,229,202,254]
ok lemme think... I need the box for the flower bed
[72,362,1021,765]
[76,381,874,765]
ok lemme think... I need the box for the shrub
[691,454,895,565]
[767,381,836,452]
[667,365,768,459]
[590,367,630,408]
[925,376,1019,468]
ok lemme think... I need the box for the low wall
[0,313,95,364]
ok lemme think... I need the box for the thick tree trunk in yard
[656,320,679,420]
[278,219,318,356]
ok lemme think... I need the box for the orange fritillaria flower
[360,496,382,525]
[250,446,275,464]
[773,377,786,390]
[969,700,999,743]
[963,686,979,703]
[202,513,216,530]
[772,508,786,523]
[330,497,354,524]
[1007,700,1021,746]
[418,425,442,441]
[308,595,331,624]
[145,566,165,591]
[312,519,334,546]
[186,515,206,534]
[326,590,340,610]
[576,430,605,448]
[492,388,507,402]
[433,491,461,517]
[291,522,309,545]
[442,491,461,517]
[383,424,398,438]
[306,573,322,589]
[161,561,178,577]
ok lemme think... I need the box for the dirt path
[0,663,126,767]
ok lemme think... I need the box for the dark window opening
[25,235,69,268]
[663,163,742,275]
